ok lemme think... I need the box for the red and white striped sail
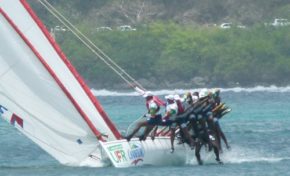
[0,0,121,166]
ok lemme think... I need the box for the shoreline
[88,80,290,92]
[90,85,290,96]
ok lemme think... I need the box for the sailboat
[0,0,193,168]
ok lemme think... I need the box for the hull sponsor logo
[107,144,127,163]
[128,143,144,165]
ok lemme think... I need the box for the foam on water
[221,85,290,93]
[221,145,290,164]
[183,144,290,166]
[91,85,290,96]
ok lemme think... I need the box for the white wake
[91,85,290,97]
[183,144,290,165]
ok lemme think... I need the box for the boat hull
[100,137,194,168]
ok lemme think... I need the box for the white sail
[0,0,121,166]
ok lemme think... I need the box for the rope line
[38,0,146,91]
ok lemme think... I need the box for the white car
[237,25,246,29]
[53,26,67,31]
[220,23,232,29]
[117,25,136,31]
[220,23,246,29]
[271,18,290,27]
[96,27,112,32]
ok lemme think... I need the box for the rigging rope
[38,0,146,92]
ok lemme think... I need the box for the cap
[165,94,174,100]
[199,89,208,98]
[174,94,181,101]
[143,91,153,98]
[192,95,199,103]
[212,88,220,95]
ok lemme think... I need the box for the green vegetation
[28,0,290,89]
[56,23,290,89]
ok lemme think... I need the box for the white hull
[101,137,194,168]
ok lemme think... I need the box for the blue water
[1,91,290,176]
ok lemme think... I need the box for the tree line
[55,22,290,89]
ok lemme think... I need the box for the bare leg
[215,125,222,152]
[209,134,223,164]
[126,121,147,141]
[170,127,176,153]
[219,128,230,149]
[208,117,221,151]
[181,127,195,149]
[150,126,158,140]
[213,145,222,164]
[215,121,230,151]
[195,141,203,165]
[140,125,154,140]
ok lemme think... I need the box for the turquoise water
[1,91,290,176]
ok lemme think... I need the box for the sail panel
[0,0,120,165]
[19,0,121,141]
[0,9,101,165]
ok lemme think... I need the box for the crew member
[125,91,162,141]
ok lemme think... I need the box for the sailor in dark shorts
[188,89,222,165]
[159,94,178,153]
[174,93,196,150]
[125,91,162,141]
[211,88,231,152]
[190,112,223,165]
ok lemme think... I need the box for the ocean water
[1,88,290,176]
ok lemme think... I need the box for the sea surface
[1,87,290,176]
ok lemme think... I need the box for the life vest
[145,96,165,112]
[164,102,178,120]
[146,99,160,117]
[175,100,185,115]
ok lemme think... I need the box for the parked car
[53,26,67,31]
[220,23,232,29]
[220,23,246,29]
[96,27,112,32]
[117,25,136,31]
[271,18,290,27]
[237,25,246,29]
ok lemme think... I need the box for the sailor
[212,88,231,119]
[196,90,220,152]
[189,91,223,165]
[159,94,178,153]
[199,90,216,131]
[190,111,222,165]
[174,93,195,149]
[211,89,231,152]
[175,94,185,114]
[212,88,221,106]
[192,91,199,98]
[125,91,162,141]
